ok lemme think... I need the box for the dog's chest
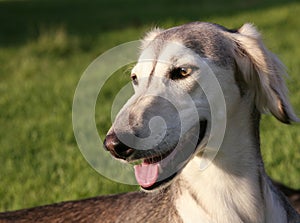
[175,190,211,223]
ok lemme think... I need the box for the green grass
[0,0,299,211]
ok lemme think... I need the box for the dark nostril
[103,133,119,151]
[104,132,134,159]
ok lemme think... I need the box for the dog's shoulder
[265,177,300,222]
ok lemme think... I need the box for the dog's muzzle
[103,119,207,190]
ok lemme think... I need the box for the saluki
[0,22,299,223]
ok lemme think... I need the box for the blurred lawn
[0,0,299,211]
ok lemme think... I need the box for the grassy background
[0,0,299,211]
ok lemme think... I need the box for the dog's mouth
[133,120,207,190]
[133,148,175,189]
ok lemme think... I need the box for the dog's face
[104,22,297,191]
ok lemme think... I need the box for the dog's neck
[173,105,268,223]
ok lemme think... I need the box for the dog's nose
[103,132,134,160]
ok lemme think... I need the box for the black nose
[103,131,134,160]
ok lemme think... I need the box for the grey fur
[0,22,299,223]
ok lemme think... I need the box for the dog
[0,22,299,223]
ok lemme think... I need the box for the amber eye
[180,67,193,76]
[170,67,192,80]
[131,73,138,85]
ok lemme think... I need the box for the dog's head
[104,22,298,191]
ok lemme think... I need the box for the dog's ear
[229,23,298,124]
[141,28,164,50]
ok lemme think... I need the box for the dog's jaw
[133,120,207,191]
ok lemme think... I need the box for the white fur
[109,22,299,223]
[176,105,265,223]
[175,189,211,223]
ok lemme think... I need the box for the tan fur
[224,23,298,123]
[0,22,299,223]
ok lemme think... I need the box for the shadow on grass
[0,0,298,47]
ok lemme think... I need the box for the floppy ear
[141,28,164,50]
[228,23,298,124]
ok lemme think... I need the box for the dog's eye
[131,73,138,85]
[170,67,192,80]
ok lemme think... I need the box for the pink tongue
[134,163,159,188]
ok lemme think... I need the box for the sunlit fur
[120,22,300,222]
